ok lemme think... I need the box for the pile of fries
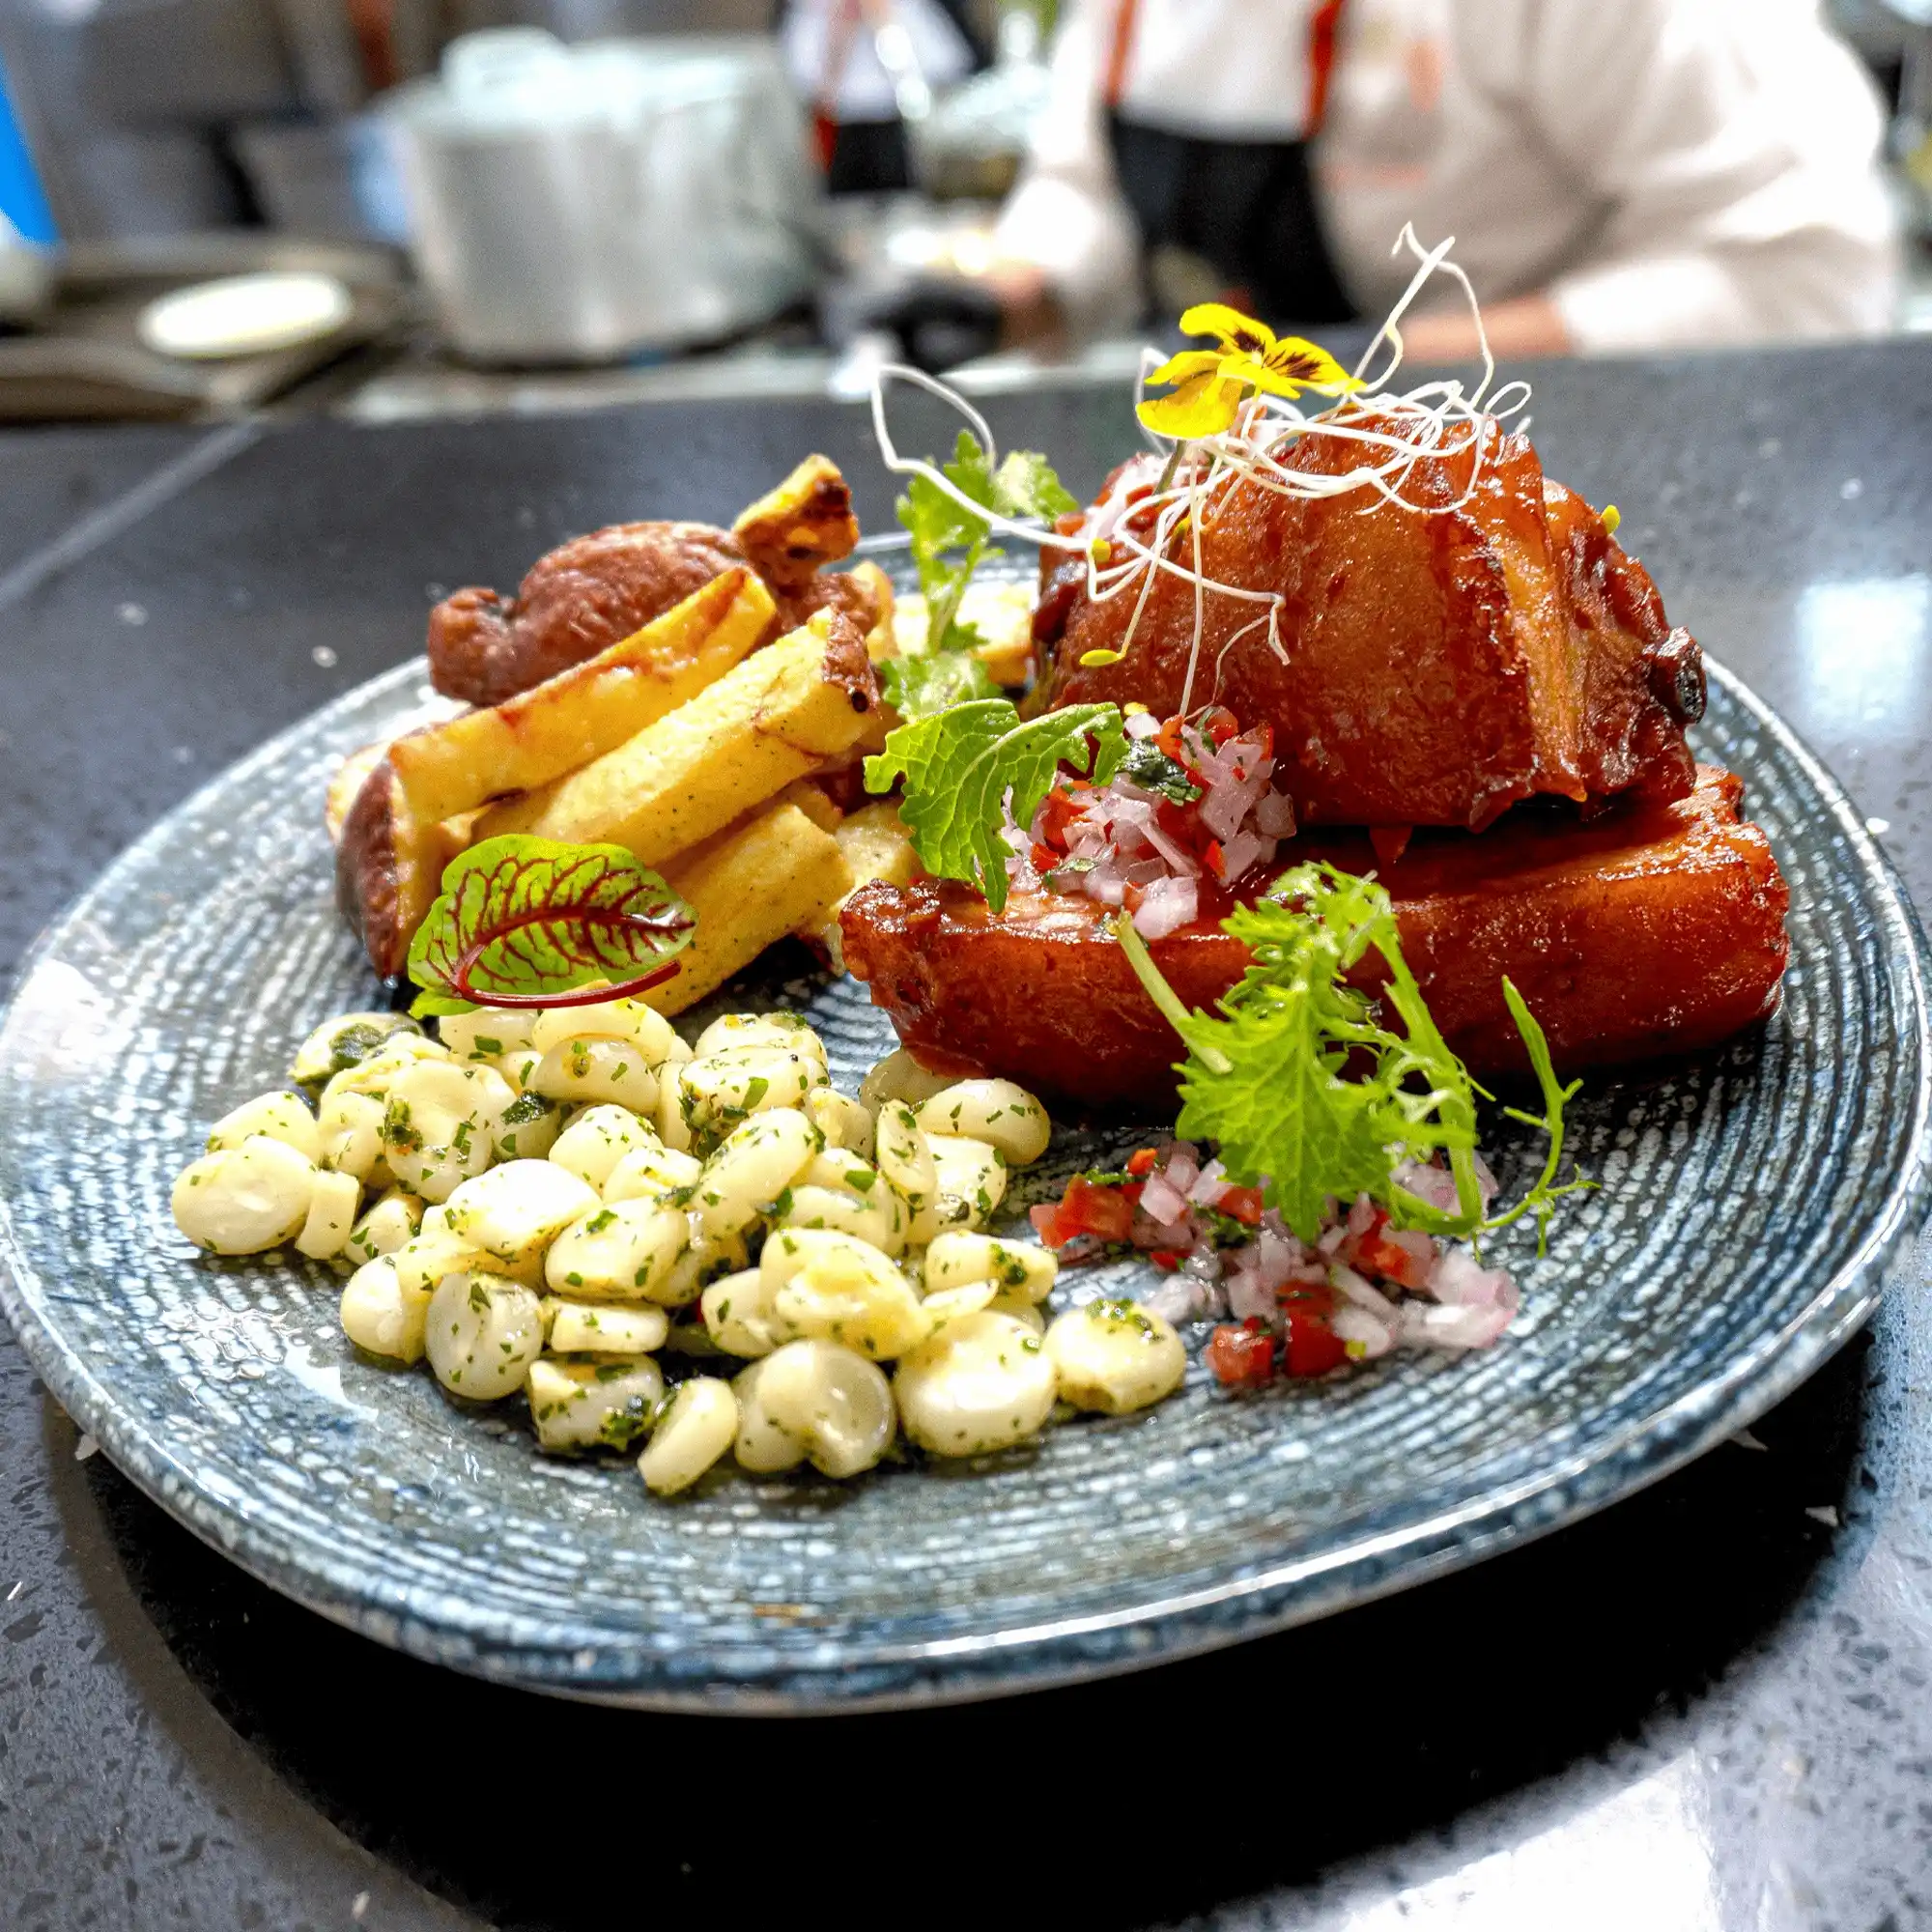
[326,464,930,1010]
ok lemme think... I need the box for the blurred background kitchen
[0,0,1923,422]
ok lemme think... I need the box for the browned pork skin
[838,766,1789,1110]
[426,456,883,706]
[1030,413,1704,832]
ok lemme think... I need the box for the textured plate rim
[2,654,1928,1713]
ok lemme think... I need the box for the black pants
[1109,115,1355,329]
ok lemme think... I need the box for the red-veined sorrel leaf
[405,836,696,1018]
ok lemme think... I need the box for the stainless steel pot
[382,30,820,364]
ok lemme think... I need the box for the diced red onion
[1331,1305,1396,1358]
[1138,813,1200,874]
[1254,1227,1304,1289]
[1255,790,1297,838]
[1391,1159,1463,1214]
[1216,830,1270,882]
[1429,1247,1518,1312]
[1144,1276,1210,1324]
[1181,1244,1222,1282]
[1198,780,1252,841]
[1329,1264,1401,1321]
[1404,1298,1514,1350]
[1187,1157,1229,1208]
[1226,1267,1276,1321]
[1131,874,1199,940]
[1139,1173,1189,1226]
[1123,709,1161,741]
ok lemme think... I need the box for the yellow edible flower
[1136,304,1361,440]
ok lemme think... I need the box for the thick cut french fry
[731,455,860,593]
[389,568,773,826]
[477,611,879,866]
[772,778,842,834]
[818,801,916,971]
[642,803,854,1016]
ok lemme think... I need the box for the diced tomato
[1219,1185,1264,1227]
[1338,1205,1430,1291]
[1125,1148,1159,1178]
[1197,705,1239,746]
[1028,1203,1064,1245]
[1284,1308,1348,1378]
[1031,842,1059,875]
[1037,786,1088,853]
[1034,1175,1136,1250]
[1208,1321,1276,1387]
[1121,1180,1145,1208]
[1352,1228,1430,1290]
[1204,838,1228,882]
[1150,1249,1185,1272]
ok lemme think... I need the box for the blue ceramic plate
[1,638,1927,1710]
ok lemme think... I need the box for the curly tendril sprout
[867,227,1534,713]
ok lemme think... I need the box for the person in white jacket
[991,0,1901,357]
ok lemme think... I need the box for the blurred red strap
[1103,0,1139,108]
[1308,0,1347,132]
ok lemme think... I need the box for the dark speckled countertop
[2,343,1930,1932]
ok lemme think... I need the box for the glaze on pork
[1030,414,1705,831]
[839,767,1789,1108]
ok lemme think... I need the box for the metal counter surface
[1,342,1929,1932]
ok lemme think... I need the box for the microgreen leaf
[881,650,1003,720]
[896,431,1074,655]
[864,699,1128,913]
[990,449,1078,523]
[406,835,695,1018]
[1113,864,1583,1244]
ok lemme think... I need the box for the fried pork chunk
[839,767,1789,1108]
[426,456,885,706]
[1030,414,1705,831]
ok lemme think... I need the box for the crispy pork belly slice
[1030,414,1701,831]
[838,766,1789,1109]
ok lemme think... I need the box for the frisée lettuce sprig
[898,430,1076,663]
[1112,862,1587,1249]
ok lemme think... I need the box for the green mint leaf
[1120,739,1203,806]
[882,651,1003,721]
[864,699,1128,913]
[407,835,696,1010]
[1113,864,1580,1244]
